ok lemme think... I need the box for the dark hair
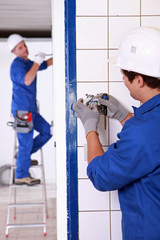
[122,69,160,89]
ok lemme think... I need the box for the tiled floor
[0,183,57,240]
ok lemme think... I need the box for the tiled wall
[76,0,160,239]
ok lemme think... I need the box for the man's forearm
[86,131,104,164]
[24,63,39,86]
[120,112,133,126]
[46,57,53,67]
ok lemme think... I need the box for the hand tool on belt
[7,111,33,133]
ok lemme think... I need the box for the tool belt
[13,111,33,133]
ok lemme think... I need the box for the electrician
[73,27,160,239]
[7,34,53,186]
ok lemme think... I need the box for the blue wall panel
[65,0,78,240]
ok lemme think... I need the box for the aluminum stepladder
[6,130,48,237]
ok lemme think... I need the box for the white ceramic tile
[111,211,122,240]
[78,147,88,178]
[77,119,87,146]
[141,0,160,15]
[109,118,122,144]
[76,17,108,49]
[110,190,120,210]
[78,145,108,179]
[77,50,108,81]
[76,0,107,16]
[141,16,160,29]
[77,83,108,106]
[77,83,109,146]
[77,116,109,147]
[109,0,140,15]
[78,179,109,211]
[109,82,140,144]
[99,115,109,145]
[109,50,123,82]
[79,212,110,240]
[109,17,140,49]
[109,82,140,112]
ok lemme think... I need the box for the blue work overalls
[10,57,52,178]
[87,94,160,240]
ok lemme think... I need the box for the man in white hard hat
[7,34,53,186]
[73,27,160,239]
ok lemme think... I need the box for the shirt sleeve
[87,120,155,191]
[11,61,27,85]
[38,61,48,71]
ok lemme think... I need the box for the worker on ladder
[7,34,53,186]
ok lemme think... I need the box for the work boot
[30,159,38,166]
[15,177,41,186]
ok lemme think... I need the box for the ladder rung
[11,164,43,169]
[6,223,45,229]
[8,203,44,208]
[10,183,44,188]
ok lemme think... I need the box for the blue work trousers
[16,112,52,178]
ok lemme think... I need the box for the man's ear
[135,75,144,88]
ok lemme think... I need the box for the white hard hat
[7,34,25,52]
[116,27,160,78]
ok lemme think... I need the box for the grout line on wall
[77,81,109,84]
[108,1,112,237]
[79,210,121,213]
[76,48,118,51]
[140,0,142,26]
[77,81,123,84]
[107,0,110,148]
[76,14,160,18]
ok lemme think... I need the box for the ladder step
[11,164,43,169]
[10,184,44,189]
[6,223,45,229]
[8,203,44,208]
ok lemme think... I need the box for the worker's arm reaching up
[46,57,53,66]
[25,52,53,86]
[25,63,39,86]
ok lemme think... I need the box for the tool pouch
[13,111,33,133]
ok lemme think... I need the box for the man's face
[12,41,29,59]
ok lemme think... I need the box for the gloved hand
[98,94,129,122]
[72,98,100,136]
[34,52,46,65]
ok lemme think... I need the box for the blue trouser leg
[16,130,33,178]
[31,112,52,154]
[16,112,52,179]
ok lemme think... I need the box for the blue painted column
[65,0,78,240]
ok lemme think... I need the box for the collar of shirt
[16,56,30,62]
[132,94,160,117]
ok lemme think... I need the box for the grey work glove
[34,52,46,65]
[98,94,129,122]
[73,98,100,136]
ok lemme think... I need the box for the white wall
[0,39,56,184]
[76,0,160,239]
[51,0,67,239]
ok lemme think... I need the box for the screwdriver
[101,94,109,129]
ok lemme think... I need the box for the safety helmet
[7,34,25,52]
[116,27,160,78]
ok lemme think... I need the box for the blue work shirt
[87,94,160,240]
[10,57,47,115]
